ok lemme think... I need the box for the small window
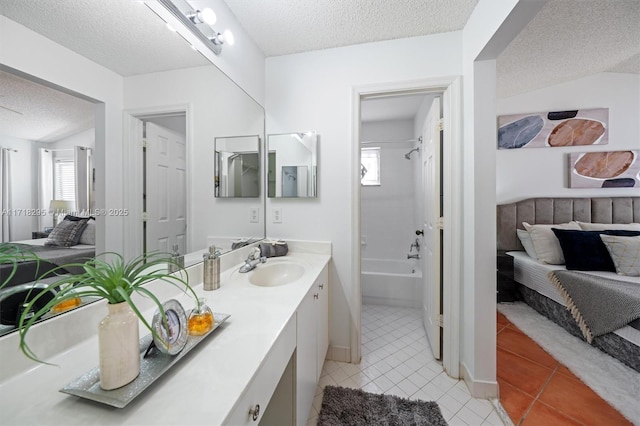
[361,148,380,186]
[54,159,76,202]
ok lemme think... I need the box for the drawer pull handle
[318,283,324,289]
[249,404,260,421]
[314,293,319,300]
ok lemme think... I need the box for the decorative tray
[60,312,230,408]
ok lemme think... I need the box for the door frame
[122,104,192,261]
[351,77,462,377]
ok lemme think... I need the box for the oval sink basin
[249,262,305,287]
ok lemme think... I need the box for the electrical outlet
[273,207,282,223]
[249,207,259,223]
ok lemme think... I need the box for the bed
[497,197,640,372]
[0,216,96,328]
[0,238,95,288]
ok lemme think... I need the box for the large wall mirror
[267,132,318,198]
[0,0,265,336]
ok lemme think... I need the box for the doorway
[352,77,462,378]
[359,91,443,361]
[122,108,190,261]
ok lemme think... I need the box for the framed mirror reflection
[267,131,318,198]
[215,135,261,198]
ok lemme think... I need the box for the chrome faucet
[239,247,267,273]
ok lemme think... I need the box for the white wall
[461,0,546,397]
[265,31,463,357]
[123,65,264,254]
[50,128,96,151]
[361,119,417,260]
[497,72,640,203]
[0,135,36,241]
[0,16,124,255]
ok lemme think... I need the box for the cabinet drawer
[224,315,296,425]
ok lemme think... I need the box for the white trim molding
[461,361,499,399]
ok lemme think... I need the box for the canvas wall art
[498,108,609,149]
[569,150,639,188]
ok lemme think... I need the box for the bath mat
[317,385,448,426]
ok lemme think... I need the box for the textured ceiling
[0,0,209,77]
[222,0,479,57]
[0,70,94,142]
[1,0,638,138]
[497,0,640,97]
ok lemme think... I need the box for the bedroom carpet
[498,302,639,425]
[317,385,448,426]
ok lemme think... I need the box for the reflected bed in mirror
[267,132,318,198]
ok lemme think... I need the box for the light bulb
[200,8,217,25]
[222,29,234,46]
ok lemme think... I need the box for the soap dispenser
[168,244,184,273]
[203,245,221,291]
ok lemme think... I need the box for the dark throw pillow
[45,218,89,247]
[551,228,640,272]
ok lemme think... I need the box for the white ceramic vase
[98,302,140,390]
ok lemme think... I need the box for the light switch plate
[272,207,282,223]
[249,207,259,223]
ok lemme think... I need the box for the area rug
[498,302,640,425]
[317,385,448,426]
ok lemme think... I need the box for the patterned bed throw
[548,270,640,343]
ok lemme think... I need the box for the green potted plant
[17,251,199,390]
[0,243,39,289]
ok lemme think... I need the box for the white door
[421,97,442,360]
[145,122,187,255]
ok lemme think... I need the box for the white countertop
[0,249,330,425]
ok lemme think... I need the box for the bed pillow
[79,218,96,245]
[600,235,640,276]
[522,221,581,264]
[45,218,89,247]
[551,229,640,271]
[516,229,538,259]
[577,221,640,231]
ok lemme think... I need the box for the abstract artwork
[498,108,609,149]
[569,150,639,188]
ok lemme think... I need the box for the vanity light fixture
[151,0,233,56]
[209,29,235,47]
[186,8,216,25]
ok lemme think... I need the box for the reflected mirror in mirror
[215,136,261,198]
[267,132,318,198]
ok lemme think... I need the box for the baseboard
[327,345,350,363]
[460,362,499,399]
[362,296,421,309]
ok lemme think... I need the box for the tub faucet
[408,238,421,259]
[239,247,267,273]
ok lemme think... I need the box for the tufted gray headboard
[497,197,640,251]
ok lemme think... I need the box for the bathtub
[361,258,423,308]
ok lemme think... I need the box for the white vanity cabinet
[296,264,329,425]
[225,315,296,425]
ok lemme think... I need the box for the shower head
[404,147,419,159]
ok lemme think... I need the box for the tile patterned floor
[306,304,505,425]
[496,312,632,426]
